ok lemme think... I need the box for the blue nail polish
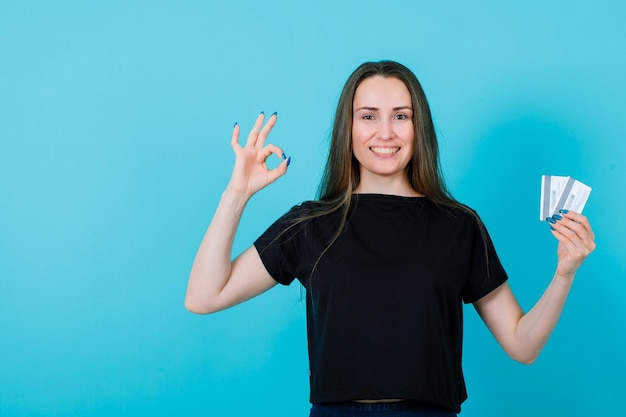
[559,209,569,214]
[287,156,291,166]
[272,111,278,117]
[552,214,562,221]
[260,111,265,115]
[546,217,556,224]
[549,225,556,231]
[234,122,238,128]
[281,152,286,160]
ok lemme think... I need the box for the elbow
[514,356,537,366]
[509,349,539,365]
[184,296,219,315]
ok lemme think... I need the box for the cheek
[351,130,368,162]
[401,124,415,138]
[401,126,415,147]
[351,125,369,144]
[400,126,415,151]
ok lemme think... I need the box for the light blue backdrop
[1,1,624,416]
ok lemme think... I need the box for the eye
[362,114,374,120]
[394,114,409,120]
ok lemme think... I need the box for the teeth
[371,147,399,155]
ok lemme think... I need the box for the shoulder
[280,199,330,220]
[426,199,482,225]
[255,199,338,253]
[266,199,337,232]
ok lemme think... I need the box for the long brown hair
[271,61,490,280]
[319,60,457,206]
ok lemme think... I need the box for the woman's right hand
[186,111,287,314]
[227,112,290,198]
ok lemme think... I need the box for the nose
[378,119,393,140]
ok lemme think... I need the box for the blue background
[1,1,624,416]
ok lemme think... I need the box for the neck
[354,174,421,197]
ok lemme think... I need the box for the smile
[370,147,400,155]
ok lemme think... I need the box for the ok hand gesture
[227,112,290,198]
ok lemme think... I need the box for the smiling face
[351,75,415,194]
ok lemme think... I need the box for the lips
[370,147,400,155]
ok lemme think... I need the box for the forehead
[353,76,412,107]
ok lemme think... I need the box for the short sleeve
[253,205,306,286]
[461,217,508,303]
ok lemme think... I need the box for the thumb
[266,156,290,184]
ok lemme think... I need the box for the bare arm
[185,112,289,314]
[474,211,596,364]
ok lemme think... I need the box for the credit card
[540,175,591,220]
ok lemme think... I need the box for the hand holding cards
[540,175,592,220]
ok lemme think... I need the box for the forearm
[185,187,249,312]
[476,211,594,365]
[512,272,575,364]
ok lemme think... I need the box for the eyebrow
[354,106,413,112]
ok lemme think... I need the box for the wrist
[554,270,576,285]
[221,186,251,210]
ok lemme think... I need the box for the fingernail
[260,111,265,115]
[549,225,556,231]
[546,217,556,224]
[281,152,286,160]
[552,214,563,221]
[234,122,238,128]
[272,111,278,117]
[287,156,291,166]
[559,209,569,214]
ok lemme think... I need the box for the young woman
[185,61,596,416]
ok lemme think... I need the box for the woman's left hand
[548,211,596,278]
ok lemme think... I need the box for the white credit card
[540,175,592,220]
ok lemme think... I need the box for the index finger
[561,210,595,238]
[561,210,589,225]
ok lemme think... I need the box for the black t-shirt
[254,194,508,413]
